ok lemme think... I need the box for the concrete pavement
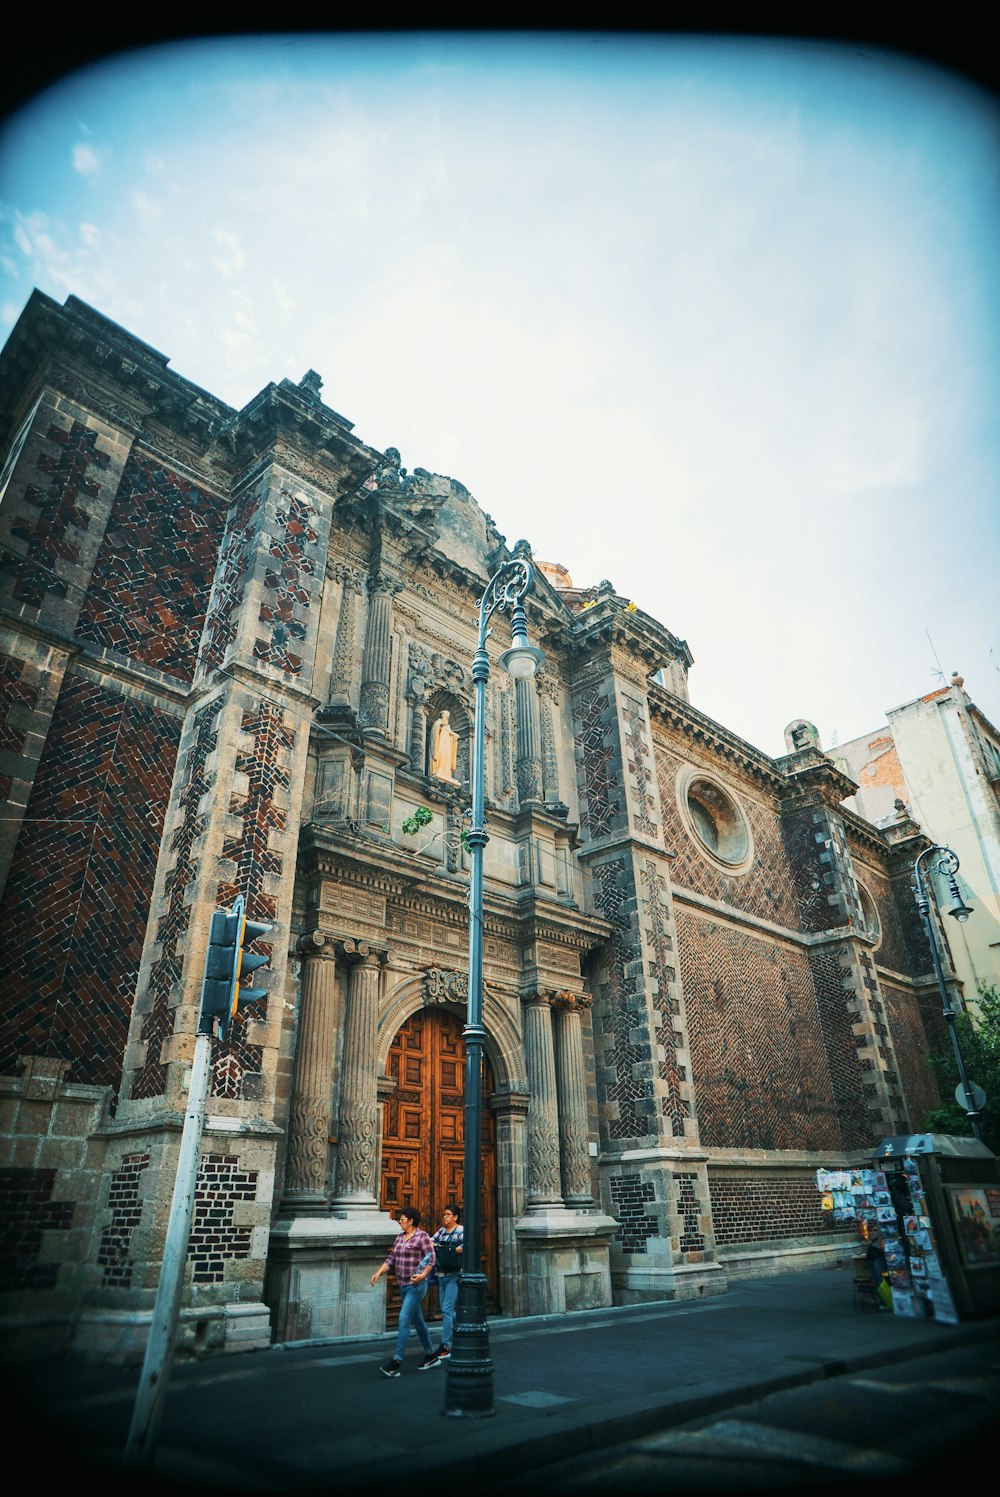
[7,1263,999,1494]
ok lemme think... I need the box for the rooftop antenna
[925,628,947,687]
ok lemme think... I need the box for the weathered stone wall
[0,667,181,1092]
[0,1057,111,1360]
[676,908,842,1150]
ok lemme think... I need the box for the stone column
[328,566,362,707]
[331,940,384,1214]
[515,676,543,805]
[521,995,563,1209]
[554,995,595,1207]
[283,932,340,1211]
[409,695,428,774]
[539,685,560,803]
[359,572,396,734]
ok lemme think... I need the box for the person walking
[430,1204,463,1359]
[370,1208,440,1377]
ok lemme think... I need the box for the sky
[1,30,998,760]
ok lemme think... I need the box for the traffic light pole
[123,1028,213,1471]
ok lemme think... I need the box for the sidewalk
[8,1263,1000,1495]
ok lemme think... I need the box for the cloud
[79,222,100,248]
[72,143,102,179]
[212,228,245,277]
[132,191,165,230]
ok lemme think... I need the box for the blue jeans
[437,1273,460,1347]
[393,1281,433,1361]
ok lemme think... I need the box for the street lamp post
[444,556,543,1419]
[912,844,982,1142]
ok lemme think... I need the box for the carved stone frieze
[424,967,468,1005]
[325,559,366,590]
[407,642,468,699]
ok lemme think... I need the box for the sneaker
[380,1358,401,1377]
[418,1352,441,1370]
[436,1345,450,1359]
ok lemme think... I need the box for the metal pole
[444,608,495,1418]
[914,850,983,1142]
[123,1029,213,1468]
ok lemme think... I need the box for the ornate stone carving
[331,946,384,1209]
[284,931,338,1207]
[554,995,595,1205]
[425,967,468,1005]
[407,642,468,697]
[521,994,563,1205]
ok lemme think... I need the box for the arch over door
[380,1006,499,1321]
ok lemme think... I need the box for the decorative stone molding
[284,930,340,1208]
[521,993,564,1207]
[424,967,468,1005]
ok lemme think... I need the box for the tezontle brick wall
[708,1172,837,1247]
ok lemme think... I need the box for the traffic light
[199,895,271,1041]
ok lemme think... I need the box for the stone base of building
[514,1207,620,1315]
[0,1310,75,1364]
[718,1236,856,1282]
[71,1301,273,1364]
[613,1258,729,1305]
[265,1212,401,1344]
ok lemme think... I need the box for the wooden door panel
[379,1006,499,1324]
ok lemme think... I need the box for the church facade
[0,292,956,1361]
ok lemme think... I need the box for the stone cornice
[562,593,692,676]
[649,684,787,790]
[299,822,612,951]
[775,746,860,809]
[0,290,236,456]
[0,291,384,495]
[231,381,380,495]
[837,805,900,863]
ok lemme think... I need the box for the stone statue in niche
[429,710,460,784]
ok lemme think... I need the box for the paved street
[486,1339,1000,1493]
[6,1265,999,1496]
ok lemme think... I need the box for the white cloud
[132,191,165,230]
[72,143,102,179]
[212,228,245,277]
[79,222,100,248]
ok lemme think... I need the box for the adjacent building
[0,291,958,1362]
[831,679,1000,1008]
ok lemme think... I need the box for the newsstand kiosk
[872,1133,1000,1321]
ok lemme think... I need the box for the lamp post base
[442,1273,495,1418]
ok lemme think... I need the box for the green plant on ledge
[401,805,433,837]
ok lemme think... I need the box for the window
[678,770,753,871]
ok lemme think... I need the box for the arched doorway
[380,1006,499,1324]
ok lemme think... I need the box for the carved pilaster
[515,675,543,805]
[539,688,560,803]
[331,939,386,1211]
[409,697,428,773]
[359,573,400,733]
[553,994,594,1206]
[329,568,363,706]
[284,932,339,1210]
[521,994,563,1207]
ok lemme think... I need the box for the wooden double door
[380,1006,499,1322]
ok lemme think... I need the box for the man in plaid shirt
[370,1208,440,1376]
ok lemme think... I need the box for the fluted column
[515,676,543,805]
[283,932,340,1210]
[554,994,594,1206]
[521,994,563,1207]
[329,566,362,706]
[331,940,384,1212]
[359,572,397,733]
[409,696,428,773]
